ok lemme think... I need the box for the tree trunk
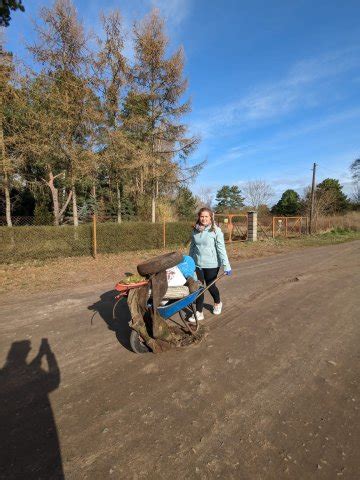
[140,169,144,194]
[151,178,160,223]
[46,170,72,226]
[72,182,79,227]
[91,183,97,215]
[48,175,60,226]
[116,181,122,224]
[4,171,12,227]
[1,114,12,226]
[151,190,156,223]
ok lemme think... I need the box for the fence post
[163,218,166,248]
[285,217,288,237]
[272,216,275,238]
[229,215,233,242]
[247,211,257,242]
[92,214,97,259]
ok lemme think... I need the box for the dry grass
[315,211,360,232]
[1,229,359,297]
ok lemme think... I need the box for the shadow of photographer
[0,339,63,479]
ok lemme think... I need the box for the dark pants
[196,267,220,312]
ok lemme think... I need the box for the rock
[327,360,337,366]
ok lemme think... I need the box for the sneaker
[213,302,223,315]
[188,311,205,323]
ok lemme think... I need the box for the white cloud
[286,48,360,86]
[203,106,360,170]
[192,47,360,138]
[150,0,191,26]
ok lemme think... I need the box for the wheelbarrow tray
[157,287,204,319]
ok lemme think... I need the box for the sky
[5,0,360,203]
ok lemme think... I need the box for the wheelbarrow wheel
[130,330,151,354]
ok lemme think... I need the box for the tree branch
[59,190,73,218]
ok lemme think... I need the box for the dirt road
[1,241,359,479]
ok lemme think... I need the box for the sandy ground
[2,232,359,295]
[1,241,359,479]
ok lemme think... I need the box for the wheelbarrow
[114,272,226,353]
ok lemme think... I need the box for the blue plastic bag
[176,255,196,279]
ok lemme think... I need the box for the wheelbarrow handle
[195,271,227,300]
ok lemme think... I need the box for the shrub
[0,224,92,263]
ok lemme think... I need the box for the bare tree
[243,180,274,210]
[303,186,339,231]
[350,158,360,182]
[352,182,360,204]
[196,186,215,209]
[350,158,360,204]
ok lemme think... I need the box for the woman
[188,207,232,322]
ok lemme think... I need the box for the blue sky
[6,0,360,203]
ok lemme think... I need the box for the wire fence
[215,213,308,241]
[0,216,35,226]
[0,217,193,263]
[1,212,359,264]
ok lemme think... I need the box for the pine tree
[28,0,101,226]
[16,74,74,226]
[316,179,349,214]
[94,10,128,223]
[0,0,25,27]
[271,189,301,216]
[215,185,245,213]
[132,10,198,222]
[176,186,197,219]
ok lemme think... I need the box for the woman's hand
[225,269,232,276]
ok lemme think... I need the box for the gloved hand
[225,269,232,276]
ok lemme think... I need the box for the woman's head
[196,207,216,230]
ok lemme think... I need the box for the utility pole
[309,162,317,234]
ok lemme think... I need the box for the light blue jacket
[189,225,231,271]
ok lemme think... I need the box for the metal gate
[272,216,308,237]
[214,214,248,242]
[215,214,309,241]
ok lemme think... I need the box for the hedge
[0,224,92,262]
[0,221,194,263]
